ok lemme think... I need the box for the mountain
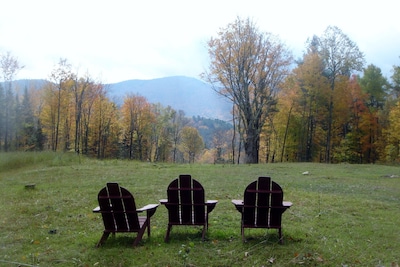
[4,76,232,121]
[1,79,48,91]
[107,76,232,120]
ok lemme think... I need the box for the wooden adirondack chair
[232,177,292,243]
[160,174,218,242]
[93,183,159,247]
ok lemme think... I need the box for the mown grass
[0,152,399,266]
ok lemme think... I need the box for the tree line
[2,17,400,164]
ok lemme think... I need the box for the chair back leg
[278,228,283,244]
[201,225,206,241]
[165,224,172,242]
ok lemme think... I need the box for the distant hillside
[107,76,232,120]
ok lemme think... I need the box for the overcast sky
[1,0,399,83]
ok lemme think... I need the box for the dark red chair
[93,183,158,247]
[232,177,292,243]
[160,175,218,242]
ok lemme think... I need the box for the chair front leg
[133,224,148,247]
[96,231,110,247]
[146,212,151,237]
[241,214,245,242]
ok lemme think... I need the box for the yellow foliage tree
[179,126,204,163]
[121,94,154,160]
[385,100,400,161]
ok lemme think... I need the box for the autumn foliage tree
[358,64,390,162]
[334,75,369,163]
[385,100,400,161]
[38,59,120,158]
[121,94,154,160]
[268,28,365,163]
[204,17,292,163]
[179,126,204,163]
[44,59,74,151]
[316,26,365,162]
[285,49,330,162]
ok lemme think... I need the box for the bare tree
[204,17,292,163]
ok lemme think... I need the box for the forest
[1,22,400,164]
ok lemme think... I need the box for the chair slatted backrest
[166,174,206,224]
[98,183,140,231]
[243,177,284,228]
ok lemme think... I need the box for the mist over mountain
[3,79,48,92]
[107,76,232,121]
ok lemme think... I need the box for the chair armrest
[137,204,159,211]
[137,204,159,218]
[93,206,100,213]
[159,199,168,205]
[231,199,292,212]
[231,199,243,206]
[231,199,243,212]
[206,200,218,213]
[283,201,293,208]
[206,200,218,205]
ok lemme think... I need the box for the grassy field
[0,152,399,267]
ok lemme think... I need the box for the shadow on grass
[93,227,208,249]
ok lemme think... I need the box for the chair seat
[102,216,147,233]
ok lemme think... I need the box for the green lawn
[1,152,399,266]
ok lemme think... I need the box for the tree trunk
[129,131,134,159]
[237,118,242,164]
[231,104,236,164]
[244,128,259,163]
[325,97,333,163]
[281,106,292,162]
[55,82,62,152]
